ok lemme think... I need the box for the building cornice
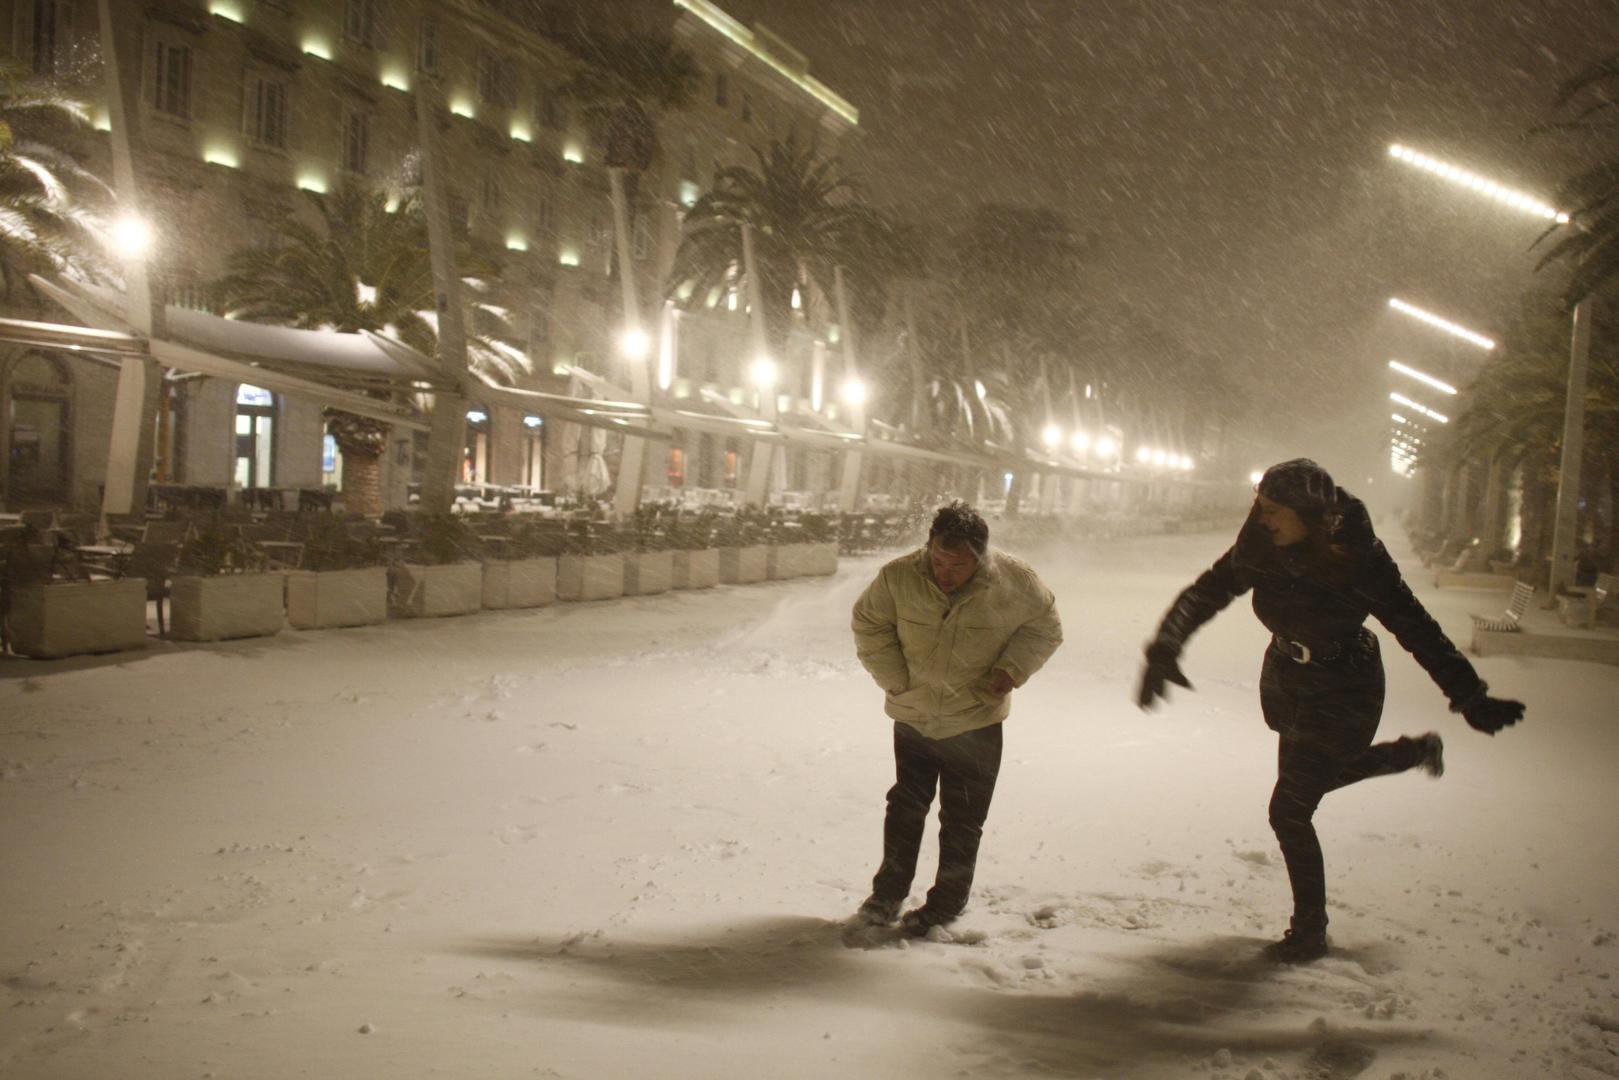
[672,0,858,127]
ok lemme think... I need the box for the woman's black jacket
[1150,495,1487,712]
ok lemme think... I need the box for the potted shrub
[556,520,625,602]
[169,518,285,642]
[716,509,767,585]
[390,513,484,617]
[765,514,811,580]
[669,511,719,590]
[1,527,147,658]
[623,509,673,596]
[798,512,839,576]
[481,519,560,610]
[285,517,388,630]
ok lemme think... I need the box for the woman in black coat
[1136,459,1525,962]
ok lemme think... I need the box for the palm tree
[216,184,520,514]
[0,58,108,298]
[1532,52,1619,302]
[667,133,896,360]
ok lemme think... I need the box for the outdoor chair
[1558,572,1616,629]
[121,541,178,638]
[142,519,192,544]
[1470,581,1535,634]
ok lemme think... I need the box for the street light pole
[1548,294,1592,597]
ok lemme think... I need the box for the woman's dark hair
[929,500,989,558]
[1239,496,1365,584]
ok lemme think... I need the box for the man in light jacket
[851,501,1063,935]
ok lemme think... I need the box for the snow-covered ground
[3,526,1617,1080]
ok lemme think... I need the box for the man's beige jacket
[852,547,1063,740]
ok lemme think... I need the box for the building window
[321,433,343,489]
[245,76,289,148]
[28,0,82,78]
[151,39,192,119]
[4,352,72,505]
[536,192,555,237]
[714,71,728,107]
[234,384,276,491]
[416,17,440,74]
[632,211,652,261]
[666,447,684,486]
[462,407,490,484]
[477,51,516,108]
[537,88,566,130]
[520,416,544,490]
[342,0,374,46]
[341,108,369,174]
[723,447,738,488]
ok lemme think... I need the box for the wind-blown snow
[2,527,1616,1079]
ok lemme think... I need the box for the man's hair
[928,500,989,558]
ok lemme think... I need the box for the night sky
[718,0,1616,478]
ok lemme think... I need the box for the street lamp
[618,328,650,361]
[1388,144,1569,224]
[1070,430,1090,454]
[839,376,867,406]
[109,214,153,259]
[1387,298,1496,350]
[1388,359,1458,395]
[1390,392,1449,424]
[1094,435,1118,460]
[1041,423,1062,449]
[750,356,777,388]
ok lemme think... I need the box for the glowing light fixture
[973,379,987,400]
[562,143,584,164]
[671,0,859,126]
[93,110,111,132]
[1042,423,1062,448]
[619,328,650,360]
[1388,144,1569,224]
[1388,359,1457,395]
[1390,392,1449,424]
[450,98,475,119]
[552,360,572,376]
[523,415,544,429]
[750,356,778,388]
[203,145,239,168]
[558,247,581,267]
[1152,449,1168,467]
[791,288,802,311]
[1135,446,1152,464]
[380,68,410,92]
[510,121,532,142]
[678,180,700,207]
[296,174,328,194]
[505,235,528,252]
[301,38,332,60]
[1070,430,1090,454]
[110,214,154,258]
[207,0,244,21]
[1387,298,1495,350]
[1249,470,1265,485]
[840,377,867,406]
[1094,436,1118,459]
[466,410,488,424]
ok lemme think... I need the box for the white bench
[1470,581,1535,634]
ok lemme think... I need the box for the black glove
[1463,695,1524,735]
[1137,641,1192,710]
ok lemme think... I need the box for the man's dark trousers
[870,720,1004,917]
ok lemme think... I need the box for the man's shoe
[1415,732,1445,778]
[899,906,956,938]
[855,895,902,927]
[1262,925,1329,964]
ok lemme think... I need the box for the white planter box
[804,541,838,576]
[170,572,285,642]
[718,545,767,584]
[481,558,558,610]
[286,567,388,630]
[5,579,147,658]
[557,553,625,602]
[671,548,719,590]
[624,551,673,596]
[767,542,819,580]
[390,561,483,617]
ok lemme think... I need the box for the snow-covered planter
[5,579,147,658]
[803,541,838,576]
[768,542,820,580]
[557,553,625,602]
[481,558,558,610]
[718,545,767,585]
[285,567,388,630]
[390,562,483,618]
[623,551,673,596]
[671,548,719,590]
[170,572,285,641]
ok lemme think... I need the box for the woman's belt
[1271,630,1365,664]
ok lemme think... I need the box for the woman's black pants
[870,720,1004,918]
[1260,633,1427,930]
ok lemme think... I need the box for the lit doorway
[234,384,276,490]
[462,406,490,483]
[520,415,544,490]
[4,352,72,506]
